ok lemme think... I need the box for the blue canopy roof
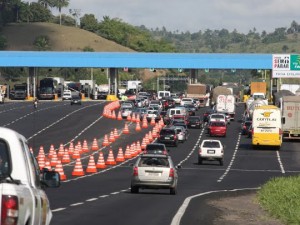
[0,51,272,69]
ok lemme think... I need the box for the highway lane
[1,101,299,225]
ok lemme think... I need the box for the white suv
[198,139,224,166]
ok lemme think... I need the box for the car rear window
[202,141,221,148]
[211,115,224,119]
[146,145,165,151]
[160,129,175,135]
[139,157,169,167]
[211,122,225,127]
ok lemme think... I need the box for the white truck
[0,127,60,225]
[280,96,300,140]
[216,94,236,120]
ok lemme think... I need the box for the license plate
[191,125,196,127]
[165,137,170,140]
[208,150,215,154]
[147,172,160,176]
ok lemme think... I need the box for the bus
[252,105,282,149]
[38,78,56,100]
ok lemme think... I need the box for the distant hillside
[1,22,134,52]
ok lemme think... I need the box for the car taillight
[243,125,246,130]
[169,168,175,178]
[279,128,283,135]
[133,166,138,176]
[1,195,19,225]
[199,148,202,154]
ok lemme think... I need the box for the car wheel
[219,159,224,166]
[198,157,202,165]
[131,186,139,194]
[170,186,177,195]
[174,141,178,147]
[209,132,212,137]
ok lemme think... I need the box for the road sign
[272,54,300,78]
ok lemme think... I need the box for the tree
[80,14,98,32]
[52,0,69,25]
[38,0,54,9]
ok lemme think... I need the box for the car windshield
[189,117,200,121]
[211,115,224,119]
[202,141,221,148]
[139,157,169,167]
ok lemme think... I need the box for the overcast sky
[53,0,299,34]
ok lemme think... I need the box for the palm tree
[52,0,69,25]
[38,0,54,9]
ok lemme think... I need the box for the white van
[157,91,171,100]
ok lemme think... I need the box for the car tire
[198,157,202,165]
[131,186,139,194]
[170,186,177,195]
[219,159,224,166]
[174,141,178,147]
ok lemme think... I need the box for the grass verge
[258,175,300,225]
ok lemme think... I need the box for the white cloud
[58,0,300,33]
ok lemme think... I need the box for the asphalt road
[0,100,298,225]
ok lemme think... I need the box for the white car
[209,113,229,125]
[180,98,193,106]
[62,91,72,100]
[171,126,188,142]
[198,139,224,166]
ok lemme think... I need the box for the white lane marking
[170,187,260,225]
[217,132,241,183]
[111,192,119,195]
[86,198,98,202]
[276,151,286,174]
[70,202,84,207]
[28,102,103,140]
[99,195,109,198]
[51,208,66,212]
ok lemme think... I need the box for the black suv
[157,127,178,147]
[187,116,203,129]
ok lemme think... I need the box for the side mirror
[41,169,60,188]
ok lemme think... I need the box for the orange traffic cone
[117,111,122,120]
[135,121,141,132]
[72,145,81,159]
[58,144,65,158]
[148,131,153,142]
[152,126,158,138]
[123,123,130,134]
[102,134,110,146]
[106,149,116,165]
[142,116,148,129]
[86,155,97,173]
[124,145,132,159]
[141,138,147,151]
[38,146,45,156]
[61,148,71,163]
[136,141,142,154]
[44,160,52,171]
[38,157,46,170]
[130,143,136,157]
[48,144,55,159]
[50,151,59,167]
[111,110,116,119]
[127,113,132,121]
[68,142,74,155]
[114,128,120,139]
[116,147,125,162]
[96,152,107,169]
[109,131,115,142]
[91,138,99,151]
[136,114,140,123]
[77,141,82,154]
[150,117,155,126]
[145,134,150,144]
[82,140,89,153]
[55,160,67,180]
[131,113,136,122]
[72,158,85,176]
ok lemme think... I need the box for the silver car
[131,154,178,195]
[170,125,188,142]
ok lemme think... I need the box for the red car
[207,121,227,137]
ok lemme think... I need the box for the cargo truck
[211,86,231,106]
[216,94,236,120]
[280,96,300,140]
[186,84,208,107]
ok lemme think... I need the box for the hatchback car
[62,91,72,100]
[187,116,203,129]
[198,139,224,166]
[170,126,188,143]
[207,121,227,137]
[70,95,81,105]
[131,154,178,195]
[157,127,178,147]
[144,143,168,155]
[146,109,161,122]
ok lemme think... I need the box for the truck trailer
[281,96,300,140]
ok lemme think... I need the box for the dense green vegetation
[1,0,300,53]
[258,176,300,224]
